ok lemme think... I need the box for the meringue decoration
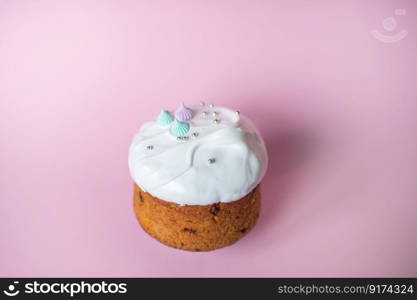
[174,103,194,121]
[157,109,174,125]
[170,119,190,137]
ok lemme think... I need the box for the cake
[128,102,268,251]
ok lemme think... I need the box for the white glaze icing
[128,105,268,205]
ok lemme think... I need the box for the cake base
[133,184,261,251]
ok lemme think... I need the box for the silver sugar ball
[212,111,218,117]
[208,158,216,164]
[176,136,189,141]
[209,104,214,108]
[192,132,199,138]
[213,118,220,124]
[235,110,240,115]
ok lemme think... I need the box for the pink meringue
[174,103,193,121]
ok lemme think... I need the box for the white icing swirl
[128,105,268,205]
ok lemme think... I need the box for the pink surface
[1,0,417,277]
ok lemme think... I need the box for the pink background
[1,0,417,277]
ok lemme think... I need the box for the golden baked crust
[133,184,261,251]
